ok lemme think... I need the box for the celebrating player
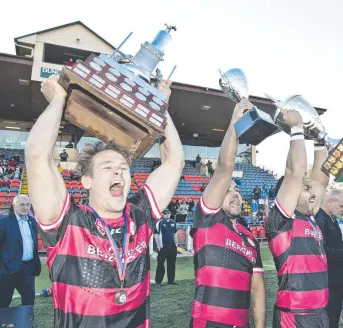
[265,109,329,327]
[25,75,184,328]
[190,99,266,328]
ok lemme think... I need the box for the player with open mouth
[25,75,184,328]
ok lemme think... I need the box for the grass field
[11,247,279,327]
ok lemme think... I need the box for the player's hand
[41,75,67,104]
[282,109,303,128]
[231,98,254,124]
[158,80,172,103]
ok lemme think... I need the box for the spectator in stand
[188,197,195,214]
[251,198,258,220]
[261,184,268,199]
[255,208,264,223]
[154,209,178,287]
[168,200,178,217]
[57,163,63,174]
[253,185,261,200]
[206,160,214,178]
[14,168,21,180]
[59,149,68,162]
[8,158,17,167]
[269,185,276,201]
[0,195,41,308]
[260,184,269,210]
[180,174,185,181]
[80,194,89,205]
[200,183,206,192]
[3,177,11,189]
[176,200,188,222]
[0,151,4,160]
[195,154,201,172]
[69,192,74,204]
[178,200,188,215]
[65,142,74,149]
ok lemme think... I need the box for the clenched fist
[282,109,303,128]
[231,98,254,124]
[41,75,67,104]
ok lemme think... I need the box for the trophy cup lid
[219,68,249,102]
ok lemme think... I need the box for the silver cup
[268,94,343,180]
[268,94,339,150]
[219,68,249,102]
[218,68,278,145]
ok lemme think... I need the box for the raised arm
[202,99,253,209]
[145,81,184,212]
[276,110,307,217]
[25,76,67,224]
[311,145,329,214]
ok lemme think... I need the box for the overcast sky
[1,0,342,175]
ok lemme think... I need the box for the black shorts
[190,318,250,328]
[273,309,329,328]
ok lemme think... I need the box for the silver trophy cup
[219,68,278,145]
[268,94,343,180]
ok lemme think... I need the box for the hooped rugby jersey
[37,185,161,328]
[191,196,264,328]
[265,199,328,313]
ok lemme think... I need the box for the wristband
[290,127,304,135]
[290,126,304,141]
[314,145,326,151]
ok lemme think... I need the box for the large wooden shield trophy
[59,24,176,160]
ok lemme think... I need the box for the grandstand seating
[0,147,277,209]
[61,169,87,204]
[0,149,23,208]
[0,147,276,247]
[130,159,277,202]
[0,148,25,164]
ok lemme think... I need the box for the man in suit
[315,189,343,328]
[0,194,41,307]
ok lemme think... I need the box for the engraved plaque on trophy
[59,24,176,160]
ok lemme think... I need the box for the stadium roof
[14,21,116,52]
[0,23,327,147]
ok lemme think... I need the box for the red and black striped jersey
[36,185,161,328]
[191,196,264,328]
[265,199,328,313]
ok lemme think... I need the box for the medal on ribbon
[89,205,130,304]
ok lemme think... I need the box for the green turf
[11,249,278,327]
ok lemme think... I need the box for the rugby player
[25,75,184,328]
[190,99,266,328]
[265,109,329,328]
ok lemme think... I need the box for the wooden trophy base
[59,62,167,160]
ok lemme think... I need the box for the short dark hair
[76,141,131,177]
